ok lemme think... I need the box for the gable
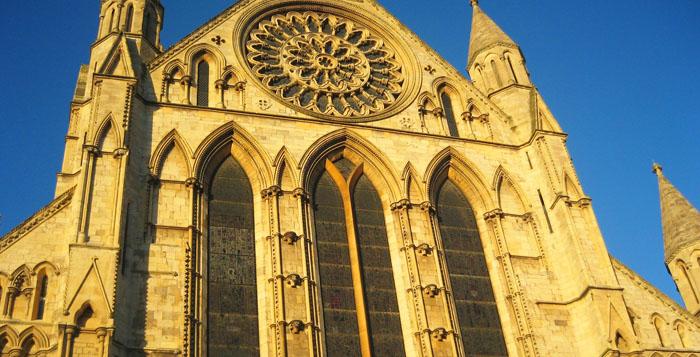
[146,0,517,144]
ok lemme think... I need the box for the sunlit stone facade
[1,0,699,356]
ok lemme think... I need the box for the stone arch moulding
[149,129,194,178]
[492,165,530,214]
[184,43,226,77]
[163,59,185,77]
[31,262,60,277]
[432,77,468,112]
[272,146,299,189]
[92,115,122,150]
[0,325,19,347]
[401,162,426,203]
[424,146,496,213]
[298,128,401,203]
[17,326,50,350]
[192,121,273,191]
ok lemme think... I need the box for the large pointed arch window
[207,156,259,355]
[436,179,507,356]
[313,158,405,356]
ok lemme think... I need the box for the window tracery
[435,179,507,356]
[245,11,408,120]
[313,158,404,356]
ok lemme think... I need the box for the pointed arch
[652,313,669,347]
[563,171,583,201]
[93,115,121,151]
[674,320,691,348]
[163,60,186,78]
[402,162,425,203]
[17,326,49,350]
[417,91,438,110]
[150,129,194,179]
[221,65,245,84]
[432,77,468,111]
[193,121,273,192]
[184,44,226,76]
[492,166,528,214]
[31,262,59,277]
[424,147,495,213]
[299,129,401,204]
[273,146,299,190]
[0,325,19,348]
[10,265,32,288]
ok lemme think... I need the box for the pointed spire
[654,164,700,261]
[468,1,518,66]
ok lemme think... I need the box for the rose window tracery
[245,11,405,119]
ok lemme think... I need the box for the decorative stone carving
[285,274,303,288]
[431,328,448,341]
[424,284,440,298]
[415,243,433,257]
[289,320,305,334]
[282,231,300,245]
[245,11,405,120]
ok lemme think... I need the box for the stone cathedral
[3,0,700,356]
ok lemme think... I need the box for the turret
[466,0,562,140]
[96,0,163,49]
[654,164,700,316]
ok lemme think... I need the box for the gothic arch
[492,165,529,214]
[432,78,467,111]
[93,115,121,151]
[563,170,583,201]
[0,325,19,348]
[17,326,49,350]
[163,60,186,78]
[184,44,226,76]
[401,162,425,203]
[31,262,59,277]
[221,65,245,84]
[424,147,496,213]
[10,265,32,288]
[193,121,273,191]
[417,91,438,110]
[150,129,194,178]
[299,129,401,204]
[273,146,299,190]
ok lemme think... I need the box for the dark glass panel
[207,156,259,356]
[353,175,406,356]
[197,61,210,107]
[441,92,460,138]
[333,158,356,180]
[437,180,507,357]
[36,276,48,320]
[125,5,134,32]
[314,171,362,356]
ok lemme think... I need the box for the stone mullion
[110,148,129,246]
[295,188,321,356]
[185,178,203,357]
[77,145,100,243]
[263,186,287,357]
[391,199,432,357]
[422,202,461,356]
[484,210,538,357]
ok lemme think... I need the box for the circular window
[242,8,418,122]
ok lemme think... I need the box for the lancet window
[435,179,507,356]
[440,91,460,138]
[206,156,259,355]
[196,60,210,107]
[313,158,405,356]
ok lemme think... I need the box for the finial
[470,0,479,7]
[652,162,664,177]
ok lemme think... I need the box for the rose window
[245,11,405,119]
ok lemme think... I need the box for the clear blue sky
[0,1,698,303]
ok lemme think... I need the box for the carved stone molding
[430,328,449,342]
[483,208,505,221]
[285,274,303,288]
[282,231,300,245]
[423,284,440,298]
[261,185,282,199]
[390,199,412,211]
[415,243,433,257]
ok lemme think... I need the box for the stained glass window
[437,180,507,356]
[208,157,259,356]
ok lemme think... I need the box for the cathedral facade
[2,0,700,356]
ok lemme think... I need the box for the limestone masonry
[1,0,699,356]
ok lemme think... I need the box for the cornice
[141,96,567,150]
[0,186,76,253]
[611,257,700,328]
